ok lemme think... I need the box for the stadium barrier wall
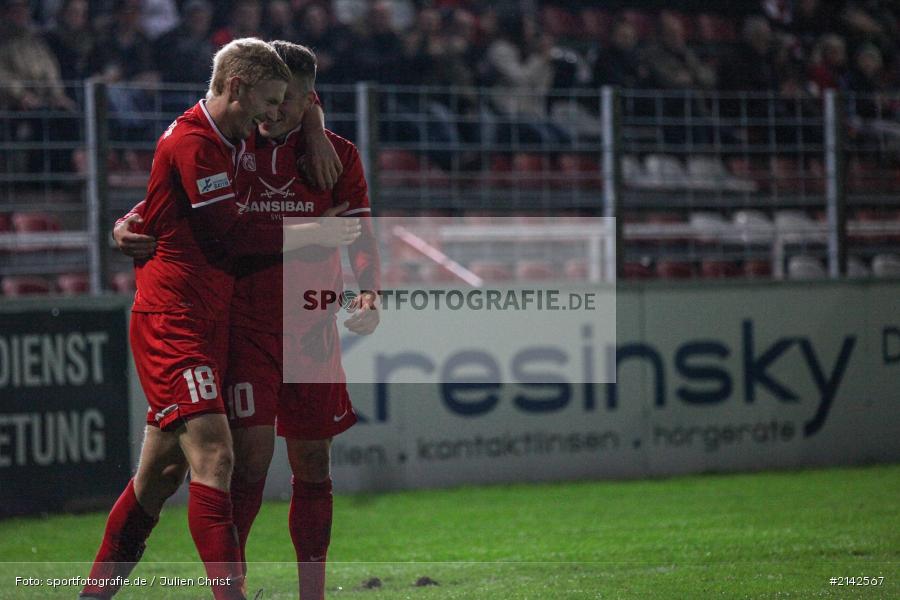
[274,277,899,498]
[0,296,132,518]
[2,281,898,515]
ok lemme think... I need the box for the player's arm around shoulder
[328,133,370,203]
[301,103,342,189]
[331,133,379,335]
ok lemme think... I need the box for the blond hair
[208,37,291,96]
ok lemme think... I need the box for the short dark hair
[269,41,317,92]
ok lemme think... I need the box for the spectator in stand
[348,1,408,84]
[641,11,716,146]
[0,0,76,111]
[0,0,78,175]
[486,13,553,117]
[847,44,891,97]
[92,0,158,85]
[764,0,844,55]
[140,0,179,41]
[450,7,486,70]
[770,64,824,152]
[155,0,215,84]
[211,0,263,48]
[483,12,570,146]
[808,33,850,95]
[642,10,716,91]
[402,7,475,168]
[591,17,648,88]
[92,0,159,139]
[45,0,98,86]
[721,17,801,145]
[845,43,900,142]
[404,7,448,84]
[298,3,354,84]
[264,0,299,42]
[842,1,899,65]
[720,16,780,92]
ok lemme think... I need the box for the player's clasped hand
[113,213,156,259]
[312,202,361,247]
[344,291,379,335]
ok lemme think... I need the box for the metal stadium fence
[0,82,898,294]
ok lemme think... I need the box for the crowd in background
[2,0,898,104]
[1,0,898,174]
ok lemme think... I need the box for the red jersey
[230,127,378,333]
[131,101,282,321]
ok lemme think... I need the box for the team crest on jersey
[241,153,257,172]
[197,172,230,194]
[259,176,296,199]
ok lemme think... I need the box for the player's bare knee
[231,426,275,484]
[290,440,331,482]
[210,444,235,479]
[159,462,188,496]
[190,443,234,484]
[233,451,270,484]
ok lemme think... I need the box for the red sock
[289,478,333,600]
[81,479,158,599]
[188,481,246,600]
[230,475,267,572]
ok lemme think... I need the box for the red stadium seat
[57,273,90,295]
[12,212,62,232]
[847,158,890,193]
[111,270,136,294]
[512,153,548,189]
[727,157,770,191]
[2,276,53,296]
[0,213,10,232]
[558,154,602,189]
[469,260,513,282]
[656,260,694,279]
[422,164,451,189]
[744,259,772,278]
[564,259,589,280]
[804,158,826,194]
[487,154,514,188]
[700,259,741,279]
[771,157,803,193]
[623,261,654,279]
[515,260,556,282]
[379,150,421,187]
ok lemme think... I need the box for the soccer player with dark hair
[81,38,358,600]
[112,41,380,600]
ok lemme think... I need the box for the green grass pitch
[0,465,897,599]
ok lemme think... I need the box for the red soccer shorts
[225,323,357,440]
[131,312,229,431]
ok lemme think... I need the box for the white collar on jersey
[199,99,237,151]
